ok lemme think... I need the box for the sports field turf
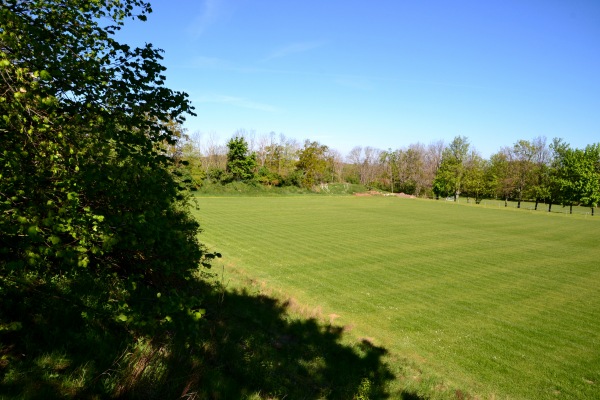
[192,196,600,399]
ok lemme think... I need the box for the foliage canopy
[226,135,257,182]
[0,0,215,352]
[432,136,469,200]
[296,140,330,188]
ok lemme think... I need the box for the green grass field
[192,196,600,399]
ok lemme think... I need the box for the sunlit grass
[193,196,600,399]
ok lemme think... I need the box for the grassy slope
[193,196,600,399]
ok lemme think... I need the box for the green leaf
[27,226,39,237]
[39,70,52,80]
[192,309,205,320]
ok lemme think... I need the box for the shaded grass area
[0,273,410,399]
[193,196,600,399]
[474,198,596,215]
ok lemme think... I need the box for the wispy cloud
[263,41,327,61]
[187,0,224,39]
[195,94,279,112]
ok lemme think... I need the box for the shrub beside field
[194,181,367,196]
[194,196,600,399]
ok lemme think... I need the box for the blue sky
[116,0,600,157]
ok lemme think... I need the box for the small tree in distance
[296,140,330,188]
[226,135,257,182]
[433,136,470,201]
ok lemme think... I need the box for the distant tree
[256,165,279,186]
[462,151,487,204]
[226,136,257,182]
[552,140,600,215]
[342,163,361,185]
[348,146,365,184]
[408,143,429,196]
[509,140,538,208]
[328,149,345,183]
[180,131,207,188]
[528,137,551,210]
[379,149,398,192]
[433,136,470,201]
[580,144,600,216]
[363,147,383,188]
[255,132,273,168]
[348,146,382,188]
[264,134,299,180]
[296,140,330,188]
[550,138,574,212]
[395,144,426,195]
[423,140,445,197]
[203,132,228,173]
[487,150,515,206]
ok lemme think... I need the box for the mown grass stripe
[193,196,600,399]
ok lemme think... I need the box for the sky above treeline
[115,0,600,158]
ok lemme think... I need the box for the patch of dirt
[391,192,416,199]
[354,190,383,196]
[354,190,416,198]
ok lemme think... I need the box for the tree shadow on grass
[1,278,427,399]
[0,279,129,399]
[118,283,403,399]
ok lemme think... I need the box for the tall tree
[203,132,227,174]
[395,144,426,195]
[263,133,299,179]
[423,140,445,197]
[550,138,574,212]
[487,150,516,206]
[408,143,429,196]
[255,132,273,168]
[433,136,470,201]
[226,135,257,182]
[179,130,207,187]
[0,0,216,368]
[510,140,537,208]
[296,140,329,188]
[580,144,600,216]
[552,140,600,215]
[529,137,551,210]
[347,146,382,188]
[347,146,365,185]
[379,149,398,192]
[462,151,487,204]
[328,148,345,183]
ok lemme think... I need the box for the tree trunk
[592,207,595,216]
[534,198,539,211]
[504,197,508,207]
[570,204,573,214]
[548,202,552,212]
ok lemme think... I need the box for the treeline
[175,130,600,214]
